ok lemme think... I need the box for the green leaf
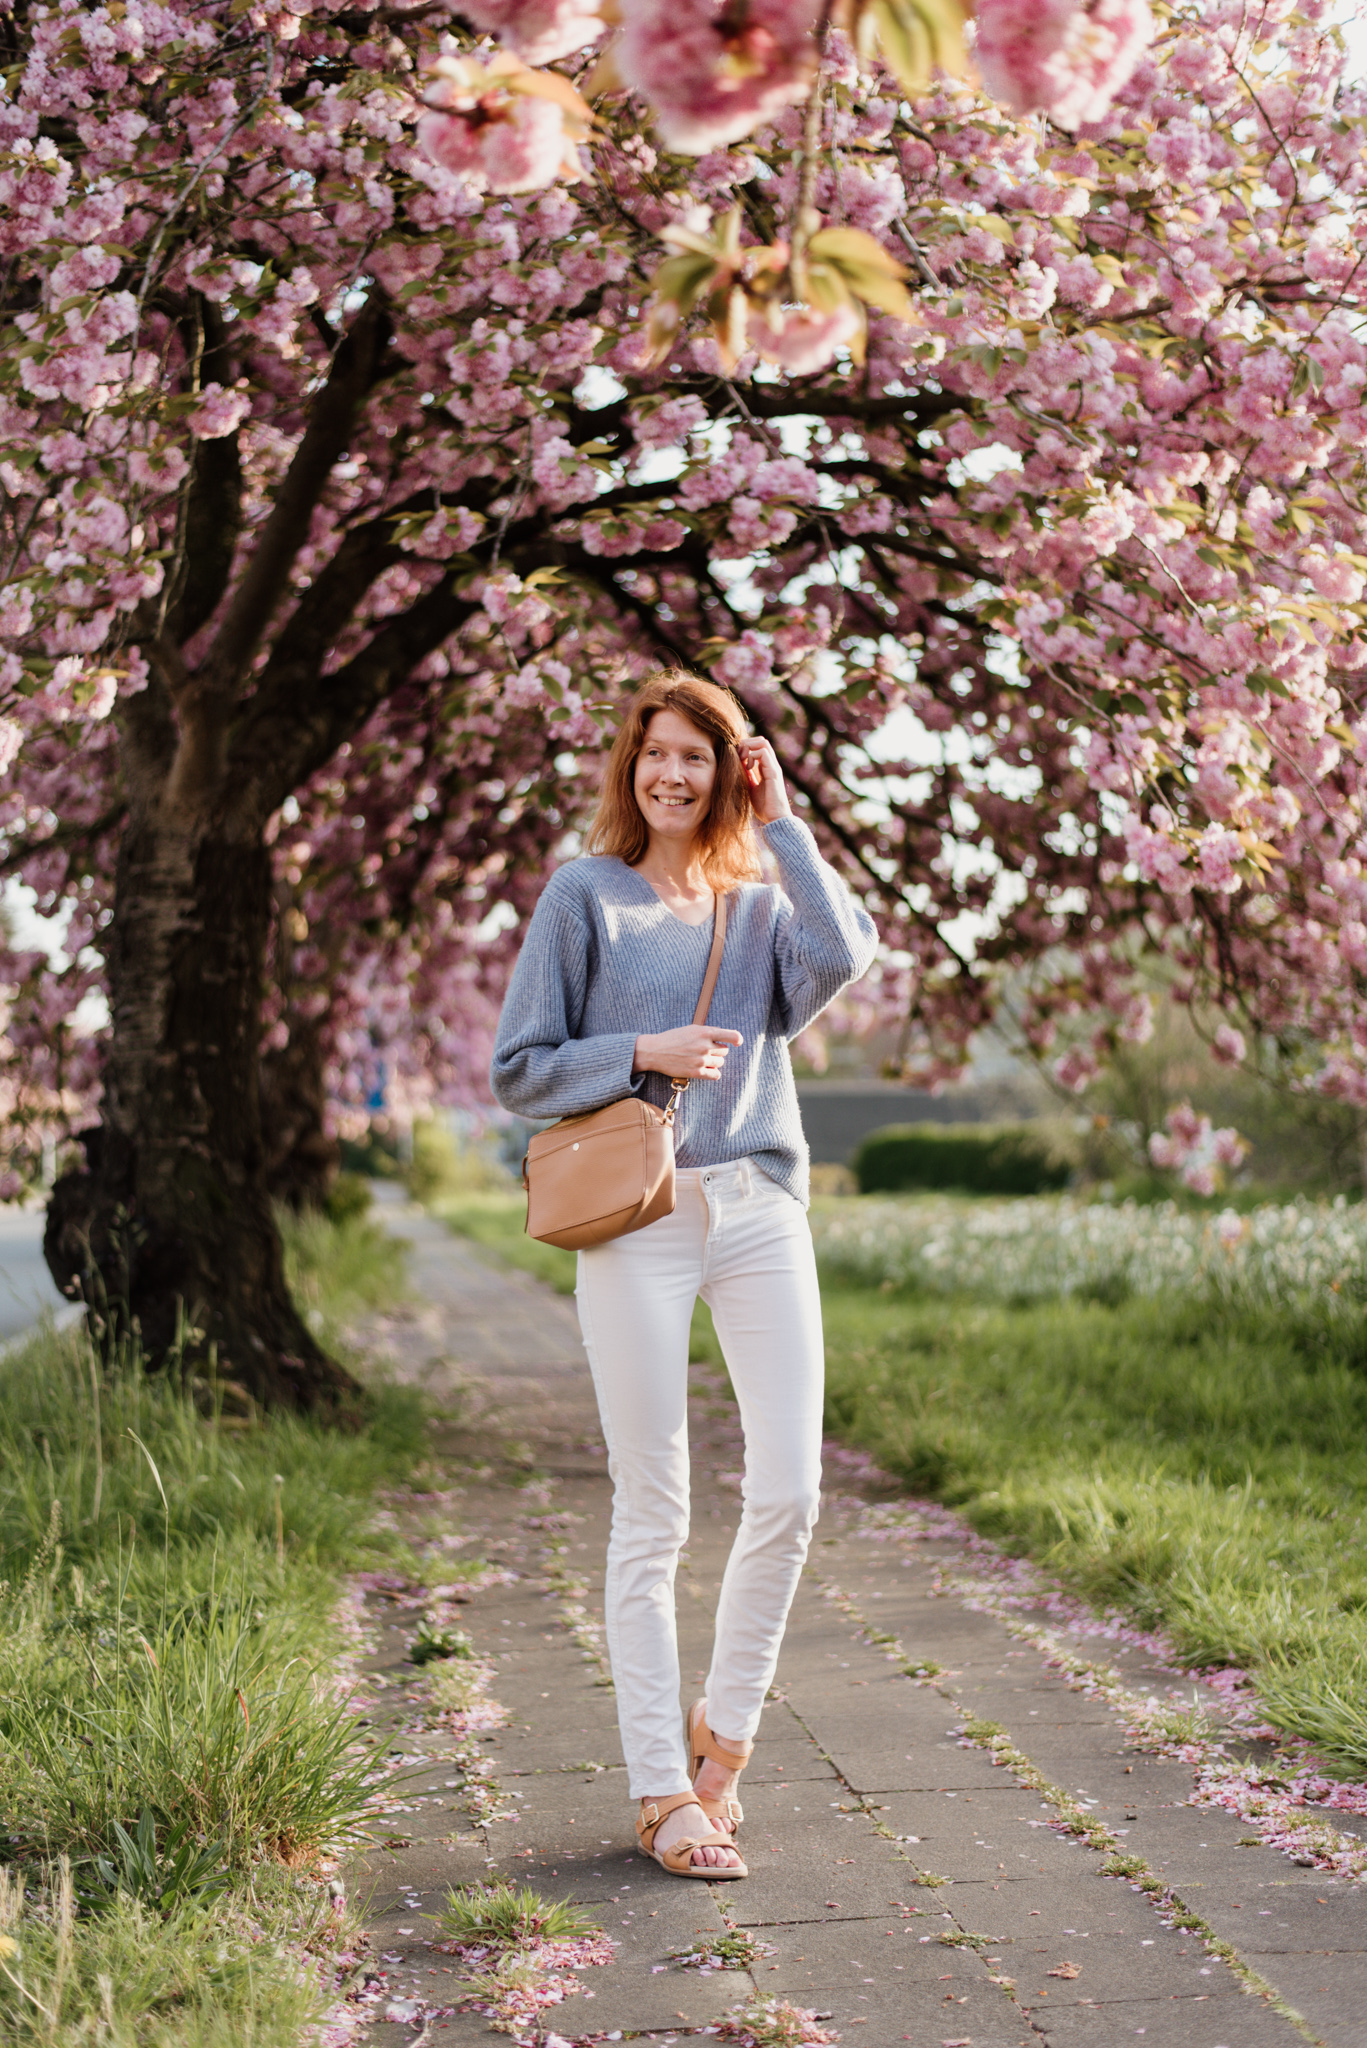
[649,251,719,316]
[808,228,918,321]
[867,0,968,93]
[870,0,931,92]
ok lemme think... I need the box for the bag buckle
[664,1078,689,1126]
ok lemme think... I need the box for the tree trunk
[261,1012,339,1211]
[44,813,362,1417]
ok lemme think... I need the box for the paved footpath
[344,1201,1366,2048]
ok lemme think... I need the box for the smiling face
[632,706,719,848]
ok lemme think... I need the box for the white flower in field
[810,1190,1367,1313]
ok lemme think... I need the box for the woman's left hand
[736,736,792,826]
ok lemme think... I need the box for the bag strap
[691,891,727,1026]
[665,892,728,1124]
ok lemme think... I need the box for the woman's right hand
[633,1025,743,1080]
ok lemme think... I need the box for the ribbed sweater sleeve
[765,817,880,1035]
[489,879,642,1120]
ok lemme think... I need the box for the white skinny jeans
[575,1159,824,1799]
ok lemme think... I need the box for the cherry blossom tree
[1,0,1364,1412]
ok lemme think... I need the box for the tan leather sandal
[687,1698,753,1840]
[636,1793,748,1879]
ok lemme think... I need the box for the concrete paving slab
[758,1913,980,1984]
[1236,1883,1367,1951]
[770,1944,1032,2044]
[1003,1916,1244,2009]
[991,1748,1195,1816]
[1122,1803,1320,1892]
[1228,1949,1367,2047]
[875,1788,1105,1882]
[1027,1988,1299,2047]
[721,1786,925,1926]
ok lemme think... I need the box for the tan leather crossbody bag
[522,893,728,1252]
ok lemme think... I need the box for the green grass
[0,1857,331,2048]
[0,1211,423,2044]
[432,1880,598,1948]
[817,1277,1367,1772]
[279,1199,411,1351]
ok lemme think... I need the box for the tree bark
[261,1012,339,1212]
[44,811,361,1416]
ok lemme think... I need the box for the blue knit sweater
[490,818,878,1205]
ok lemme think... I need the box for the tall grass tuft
[0,1211,423,2043]
[0,1857,327,2046]
[433,1881,598,1949]
[1,1565,377,1866]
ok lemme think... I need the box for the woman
[491,672,877,1878]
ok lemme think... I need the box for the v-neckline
[622,862,716,932]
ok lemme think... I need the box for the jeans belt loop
[739,1157,753,1198]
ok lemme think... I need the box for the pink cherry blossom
[1212,1022,1247,1066]
[748,301,861,375]
[460,0,605,65]
[1211,1126,1249,1169]
[1167,1103,1207,1150]
[189,382,251,439]
[419,92,569,197]
[975,0,1155,130]
[617,0,819,155]
[1054,1044,1099,1092]
[1148,1103,1246,1194]
[1304,551,1366,605]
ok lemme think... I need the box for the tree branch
[227,577,480,821]
[202,292,394,694]
[164,296,243,644]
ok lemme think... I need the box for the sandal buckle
[640,1801,660,1826]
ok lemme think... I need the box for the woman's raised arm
[764,817,879,1039]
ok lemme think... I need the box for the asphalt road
[0,1204,71,1341]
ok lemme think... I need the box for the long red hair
[586,672,761,888]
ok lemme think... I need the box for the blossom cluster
[1146,1099,1248,1196]
[0,0,1364,1189]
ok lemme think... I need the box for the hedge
[852,1123,1072,1197]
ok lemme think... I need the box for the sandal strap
[697,1793,744,1825]
[655,1828,738,1874]
[688,1700,753,1772]
[636,1792,699,1852]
